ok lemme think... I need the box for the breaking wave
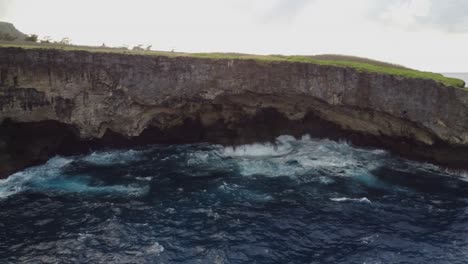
[217,135,388,179]
[2,135,468,263]
[221,135,295,157]
[1,134,465,200]
[82,149,145,166]
[330,197,372,203]
[0,154,149,199]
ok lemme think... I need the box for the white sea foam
[318,176,335,184]
[5,133,454,200]
[0,154,149,198]
[187,152,211,164]
[399,159,468,183]
[146,242,165,255]
[442,168,468,181]
[0,156,73,198]
[222,142,292,157]
[82,149,143,165]
[330,197,371,203]
[0,184,22,199]
[136,176,153,181]
[217,135,387,180]
[222,135,295,157]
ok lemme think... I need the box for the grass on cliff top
[191,53,466,88]
[0,42,465,88]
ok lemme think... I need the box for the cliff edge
[1,47,468,178]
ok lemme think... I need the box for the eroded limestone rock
[1,47,467,177]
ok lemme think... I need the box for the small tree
[25,34,38,42]
[146,45,152,51]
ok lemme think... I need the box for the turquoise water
[1,135,468,263]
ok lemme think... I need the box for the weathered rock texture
[1,47,468,178]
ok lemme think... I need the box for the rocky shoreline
[1,47,467,178]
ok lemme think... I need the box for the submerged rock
[0,47,467,177]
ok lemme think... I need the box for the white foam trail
[330,197,372,203]
[82,149,144,165]
[218,134,387,179]
[222,135,295,157]
[397,159,468,183]
[0,156,73,198]
[0,154,149,198]
[0,184,22,199]
[442,168,468,181]
[6,133,457,200]
[136,176,153,181]
[222,143,292,157]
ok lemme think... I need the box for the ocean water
[1,135,468,263]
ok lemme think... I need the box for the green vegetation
[0,41,464,88]
[305,54,409,70]
[25,34,38,42]
[187,53,466,88]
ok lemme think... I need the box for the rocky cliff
[1,47,468,178]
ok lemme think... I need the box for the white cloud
[370,0,468,32]
[379,0,431,27]
[0,0,12,19]
[263,0,313,23]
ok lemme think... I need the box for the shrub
[25,34,38,42]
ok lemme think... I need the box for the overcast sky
[1,0,467,72]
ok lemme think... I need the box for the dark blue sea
[1,135,468,263]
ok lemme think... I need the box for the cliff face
[1,47,468,177]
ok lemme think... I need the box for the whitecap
[442,168,468,181]
[81,149,144,165]
[318,176,335,185]
[0,156,73,198]
[217,135,387,181]
[218,182,239,192]
[146,242,165,255]
[221,136,295,157]
[0,155,149,198]
[360,234,380,244]
[165,208,176,214]
[136,176,153,181]
[186,152,210,165]
[330,197,372,203]
[75,183,149,196]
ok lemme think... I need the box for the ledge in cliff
[1,47,468,178]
